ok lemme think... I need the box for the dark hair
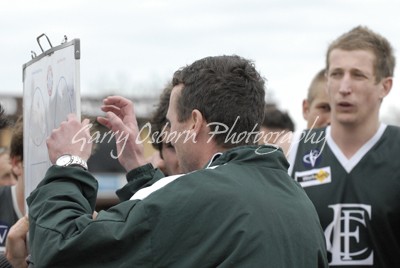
[172,55,266,148]
[262,104,295,132]
[10,116,23,160]
[150,83,173,153]
[0,103,11,129]
[326,25,396,83]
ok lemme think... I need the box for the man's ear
[302,99,309,121]
[11,157,23,177]
[191,109,204,136]
[380,77,393,99]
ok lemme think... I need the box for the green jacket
[28,145,328,267]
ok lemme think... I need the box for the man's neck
[191,139,227,171]
[330,120,381,159]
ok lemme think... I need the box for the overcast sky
[1,0,400,129]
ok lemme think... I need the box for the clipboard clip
[30,51,37,59]
[61,35,68,44]
[36,33,53,53]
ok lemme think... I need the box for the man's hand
[47,114,93,164]
[97,96,146,171]
[5,215,29,268]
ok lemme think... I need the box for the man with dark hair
[0,103,13,268]
[0,105,14,187]
[0,116,24,268]
[26,55,327,267]
[289,26,400,267]
[172,56,265,150]
[258,104,295,144]
[148,83,181,176]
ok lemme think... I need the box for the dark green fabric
[0,186,19,253]
[28,145,328,267]
[116,163,165,201]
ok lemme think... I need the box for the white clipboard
[22,34,81,208]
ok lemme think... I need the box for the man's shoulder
[385,124,400,134]
[376,124,400,151]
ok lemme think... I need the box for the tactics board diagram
[23,38,81,205]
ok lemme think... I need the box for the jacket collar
[205,144,289,171]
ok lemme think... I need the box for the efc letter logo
[324,204,373,266]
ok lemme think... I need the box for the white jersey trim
[11,185,23,219]
[326,123,387,173]
[130,153,223,201]
[287,130,302,175]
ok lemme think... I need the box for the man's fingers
[82,118,91,129]
[67,113,78,121]
[6,215,29,241]
[103,96,132,106]
[97,116,110,129]
[98,112,127,133]
[102,96,135,117]
[101,105,123,116]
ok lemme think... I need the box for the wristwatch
[55,154,88,170]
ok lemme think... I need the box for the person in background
[0,116,24,268]
[258,103,295,145]
[302,69,331,129]
[0,103,13,268]
[288,26,400,267]
[0,106,15,187]
[276,69,330,157]
[147,83,182,176]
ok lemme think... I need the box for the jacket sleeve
[27,165,159,267]
[116,163,165,201]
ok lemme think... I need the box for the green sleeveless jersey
[289,124,400,267]
[0,186,19,253]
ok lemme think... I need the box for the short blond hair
[326,26,396,83]
[307,69,326,103]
